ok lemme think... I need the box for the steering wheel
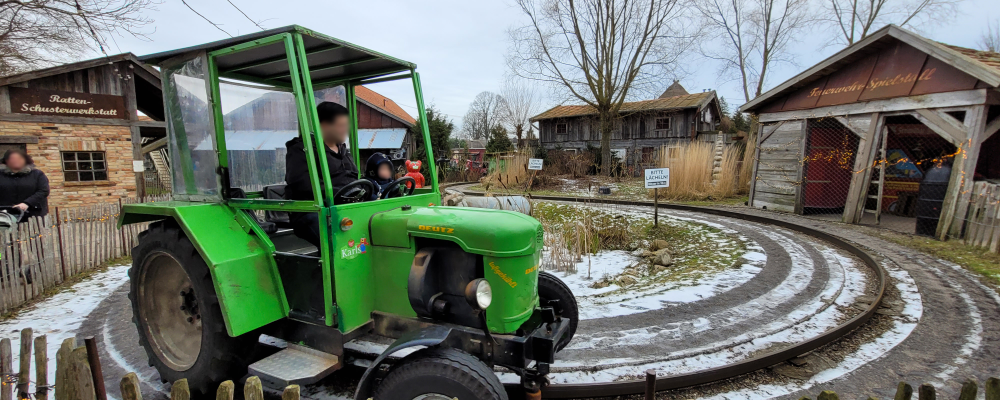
[379,176,417,199]
[333,179,375,205]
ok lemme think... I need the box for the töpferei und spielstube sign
[10,88,126,120]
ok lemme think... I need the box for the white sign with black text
[528,158,544,170]
[644,168,669,189]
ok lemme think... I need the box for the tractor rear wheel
[373,348,507,400]
[538,271,578,351]
[129,221,257,396]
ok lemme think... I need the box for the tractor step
[249,344,341,387]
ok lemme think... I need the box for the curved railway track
[456,191,888,399]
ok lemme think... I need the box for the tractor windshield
[163,54,222,199]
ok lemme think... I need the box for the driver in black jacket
[284,102,359,247]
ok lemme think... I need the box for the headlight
[465,279,492,310]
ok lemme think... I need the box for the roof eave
[356,97,415,127]
[740,24,1000,114]
[0,53,156,87]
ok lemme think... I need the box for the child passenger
[364,152,395,200]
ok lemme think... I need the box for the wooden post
[34,336,47,400]
[244,376,263,400]
[54,207,67,282]
[986,377,1000,400]
[894,382,913,400]
[54,338,74,400]
[844,113,882,224]
[119,373,142,400]
[958,379,979,400]
[653,188,659,227]
[70,347,96,400]
[215,381,234,400]
[940,105,989,239]
[1,338,12,400]
[281,385,300,400]
[17,328,31,399]
[170,379,189,400]
[918,383,935,400]
[818,391,840,400]
[644,369,655,400]
[117,199,127,257]
[83,338,106,400]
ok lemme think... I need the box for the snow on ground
[538,203,759,320]
[0,265,131,392]
[545,247,764,320]
[700,257,922,400]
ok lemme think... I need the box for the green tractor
[120,26,578,400]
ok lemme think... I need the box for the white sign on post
[528,158,544,170]
[644,168,669,189]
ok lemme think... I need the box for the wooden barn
[532,81,722,163]
[740,25,1000,240]
[0,54,165,208]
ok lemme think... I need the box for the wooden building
[740,25,1000,239]
[532,82,722,161]
[0,54,165,209]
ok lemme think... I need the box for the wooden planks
[961,181,1000,253]
[0,196,166,313]
[752,120,805,212]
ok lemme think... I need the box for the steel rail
[459,191,887,399]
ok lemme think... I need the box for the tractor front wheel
[372,348,507,400]
[538,271,579,351]
[129,221,257,396]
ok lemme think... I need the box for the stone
[653,264,670,274]
[771,354,834,380]
[650,239,670,252]
[618,275,638,286]
[654,250,673,266]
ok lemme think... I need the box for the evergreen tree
[413,106,454,166]
[486,124,514,153]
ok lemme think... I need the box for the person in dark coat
[284,102,359,247]
[364,152,395,200]
[0,149,50,221]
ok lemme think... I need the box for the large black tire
[538,271,579,351]
[372,347,507,400]
[129,221,257,396]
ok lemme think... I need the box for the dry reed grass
[651,141,748,201]
[481,150,533,193]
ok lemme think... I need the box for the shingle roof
[659,80,689,98]
[531,91,715,121]
[355,85,416,126]
[941,44,1000,75]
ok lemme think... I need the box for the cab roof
[140,25,415,86]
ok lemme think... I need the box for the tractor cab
[119,26,576,400]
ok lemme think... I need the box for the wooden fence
[962,181,1000,253]
[2,327,999,400]
[0,196,169,314]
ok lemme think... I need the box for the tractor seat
[263,185,292,228]
[229,187,279,235]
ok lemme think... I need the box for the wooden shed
[0,54,165,208]
[740,25,1000,239]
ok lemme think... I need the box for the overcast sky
[106,0,998,132]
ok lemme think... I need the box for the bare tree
[822,0,960,46]
[982,19,1000,52]
[697,0,812,103]
[0,0,156,76]
[498,76,540,144]
[462,91,505,141]
[508,0,694,175]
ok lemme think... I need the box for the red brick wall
[1,121,137,209]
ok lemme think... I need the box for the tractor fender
[354,325,453,400]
